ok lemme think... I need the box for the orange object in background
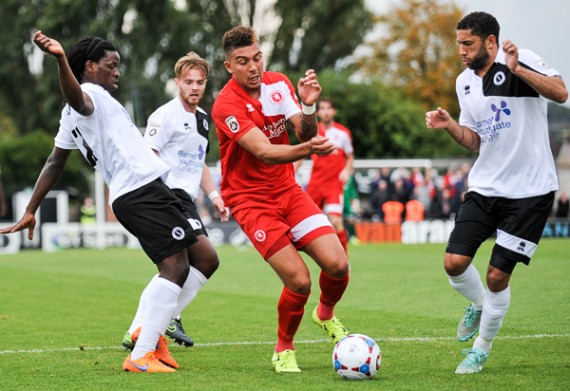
[354,222,401,243]
[382,201,404,224]
[405,199,425,221]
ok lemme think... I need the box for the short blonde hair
[174,51,209,79]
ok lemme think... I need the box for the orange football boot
[131,327,179,369]
[122,352,176,373]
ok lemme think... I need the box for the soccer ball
[332,334,381,380]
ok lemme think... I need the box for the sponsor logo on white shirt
[474,101,512,144]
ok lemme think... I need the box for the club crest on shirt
[148,128,158,136]
[270,91,283,103]
[203,119,209,130]
[225,115,240,133]
[493,71,506,86]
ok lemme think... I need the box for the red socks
[275,287,309,352]
[275,271,350,351]
[317,271,349,320]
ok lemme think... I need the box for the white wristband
[302,102,316,115]
[208,191,220,202]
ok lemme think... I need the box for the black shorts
[112,179,198,264]
[171,188,207,237]
[446,191,554,272]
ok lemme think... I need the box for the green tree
[314,70,469,158]
[358,0,465,116]
[548,102,570,136]
[0,130,90,198]
[0,0,372,134]
[269,0,373,72]
[0,0,376,202]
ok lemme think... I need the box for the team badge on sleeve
[225,115,240,133]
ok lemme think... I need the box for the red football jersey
[308,122,353,191]
[212,72,302,211]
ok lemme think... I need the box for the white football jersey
[457,49,560,198]
[144,97,210,199]
[55,83,170,205]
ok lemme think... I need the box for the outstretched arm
[238,127,335,165]
[503,40,568,104]
[33,30,94,116]
[0,147,71,239]
[426,107,480,152]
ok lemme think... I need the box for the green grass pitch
[0,240,568,390]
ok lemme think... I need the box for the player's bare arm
[200,166,230,222]
[339,153,355,184]
[502,40,568,104]
[0,147,71,239]
[295,69,321,142]
[426,107,480,152]
[290,111,318,143]
[297,111,318,142]
[238,127,334,164]
[33,30,94,116]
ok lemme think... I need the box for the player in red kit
[212,26,351,373]
[305,99,354,253]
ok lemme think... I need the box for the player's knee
[443,253,470,276]
[486,266,510,292]
[157,253,191,286]
[200,254,220,279]
[324,258,349,278]
[287,275,312,295]
[188,239,220,278]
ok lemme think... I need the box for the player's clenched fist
[309,135,335,156]
[425,107,451,129]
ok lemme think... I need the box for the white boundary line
[0,333,568,355]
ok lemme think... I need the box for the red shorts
[306,185,344,216]
[232,186,334,260]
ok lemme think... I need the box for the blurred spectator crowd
[361,164,472,223]
[194,162,569,226]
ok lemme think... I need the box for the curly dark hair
[222,26,258,59]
